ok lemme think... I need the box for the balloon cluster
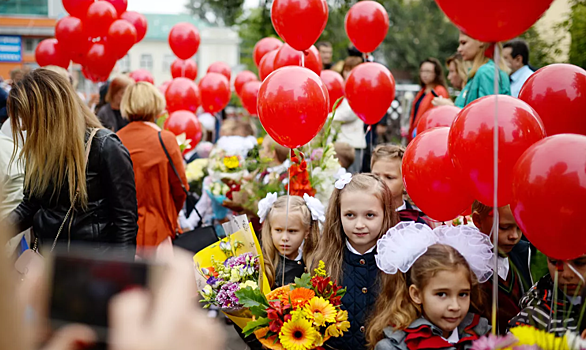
[37,0,148,82]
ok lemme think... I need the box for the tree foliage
[185,0,245,26]
[568,0,586,68]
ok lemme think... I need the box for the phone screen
[50,249,149,340]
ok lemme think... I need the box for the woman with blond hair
[7,68,137,255]
[452,32,510,108]
[97,74,134,131]
[117,82,188,256]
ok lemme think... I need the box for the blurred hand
[432,96,455,107]
[108,249,224,350]
[42,325,97,350]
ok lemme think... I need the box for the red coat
[408,85,449,142]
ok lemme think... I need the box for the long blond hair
[311,174,398,283]
[467,39,510,79]
[261,195,320,288]
[366,244,485,348]
[8,68,103,207]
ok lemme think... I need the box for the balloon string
[301,52,305,68]
[182,61,186,78]
[490,44,500,335]
[283,151,292,287]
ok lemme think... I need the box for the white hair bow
[257,192,278,223]
[303,194,325,223]
[375,222,494,283]
[334,172,352,190]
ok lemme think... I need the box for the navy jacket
[327,246,380,350]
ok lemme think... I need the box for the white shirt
[345,239,375,255]
[510,65,534,98]
[497,256,510,281]
[395,200,407,212]
[332,99,366,149]
[444,329,459,344]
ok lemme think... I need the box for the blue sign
[0,36,22,63]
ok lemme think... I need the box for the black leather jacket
[10,129,138,255]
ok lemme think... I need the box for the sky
[127,0,257,14]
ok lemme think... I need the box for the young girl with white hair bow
[366,222,494,350]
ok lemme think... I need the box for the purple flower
[225,253,256,268]
[471,333,517,350]
[216,282,241,309]
[206,275,219,286]
[311,148,324,161]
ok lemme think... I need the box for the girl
[258,194,323,288]
[408,58,449,142]
[367,223,493,350]
[453,31,510,108]
[312,173,399,350]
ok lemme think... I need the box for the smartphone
[49,247,158,344]
[431,89,439,98]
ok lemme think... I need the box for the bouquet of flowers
[236,261,348,350]
[287,151,317,198]
[185,158,209,196]
[471,326,586,350]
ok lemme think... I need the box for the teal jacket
[455,60,511,108]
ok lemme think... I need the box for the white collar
[395,200,407,212]
[498,256,510,280]
[567,295,582,306]
[345,239,375,255]
[510,65,532,82]
[444,329,459,344]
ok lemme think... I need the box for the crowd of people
[0,30,577,350]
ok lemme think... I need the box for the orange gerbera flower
[289,288,315,308]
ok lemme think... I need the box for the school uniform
[375,314,490,350]
[396,200,428,225]
[326,242,380,350]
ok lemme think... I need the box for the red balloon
[159,81,172,96]
[345,1,389,54]
[258,66,329,148]
[166,110,203,149]
[448,95,546,207]
[199,73,231,114]
[85,42,116,79]
[165,78,201,113]
[63,0,94,18]
[129,69,154,84]
[207,62,231,82]
[171,59,198,80]
[519,64,586,137]
[403,127,475,221]
[273,44,322,76]
[35,39,70,69]
[107,19,137,59]
[259,49,278,81]
[240,81,262,116]
[320,70,344,112]
[121,11,148,42]
[169,23,200,60]
[55,16,87,55]
[511,134,586,260]
[434,0,554,42]
[253,37,283,67]
[103,0,127,17]
[345,62,395,124]
[234,71,258,97]
[416,105,461,133]
[271,0,328,52]
[86,1,118,38]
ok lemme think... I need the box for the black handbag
[158,132,218,254]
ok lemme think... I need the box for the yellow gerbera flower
[510,326,569,350]
[279,317,318,350]
[303,297,337,327]
[223,155,239,169]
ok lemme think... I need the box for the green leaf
[242,317,270,337]
[235,287,269,313]
[294,273,312,289]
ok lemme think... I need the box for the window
[1,0,49,16]
[118,54,131,73]
[23,38,42,55]
[140,54,153,71]
[162,54,175,71]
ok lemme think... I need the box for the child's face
[409,266,471,338]
[472,205,522,255]
[547,255,586,296]
[371,159,404,207]
[269,209,308,260]
[260,138,276,162]
[340,190,384,254]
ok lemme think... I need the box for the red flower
[266,300,291,334]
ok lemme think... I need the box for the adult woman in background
[432,53,470,107]
[452,32,510,108]
[117,82,188,257]
[408,58,449,142]
[8,69,137,255]
[97,75,134,132]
